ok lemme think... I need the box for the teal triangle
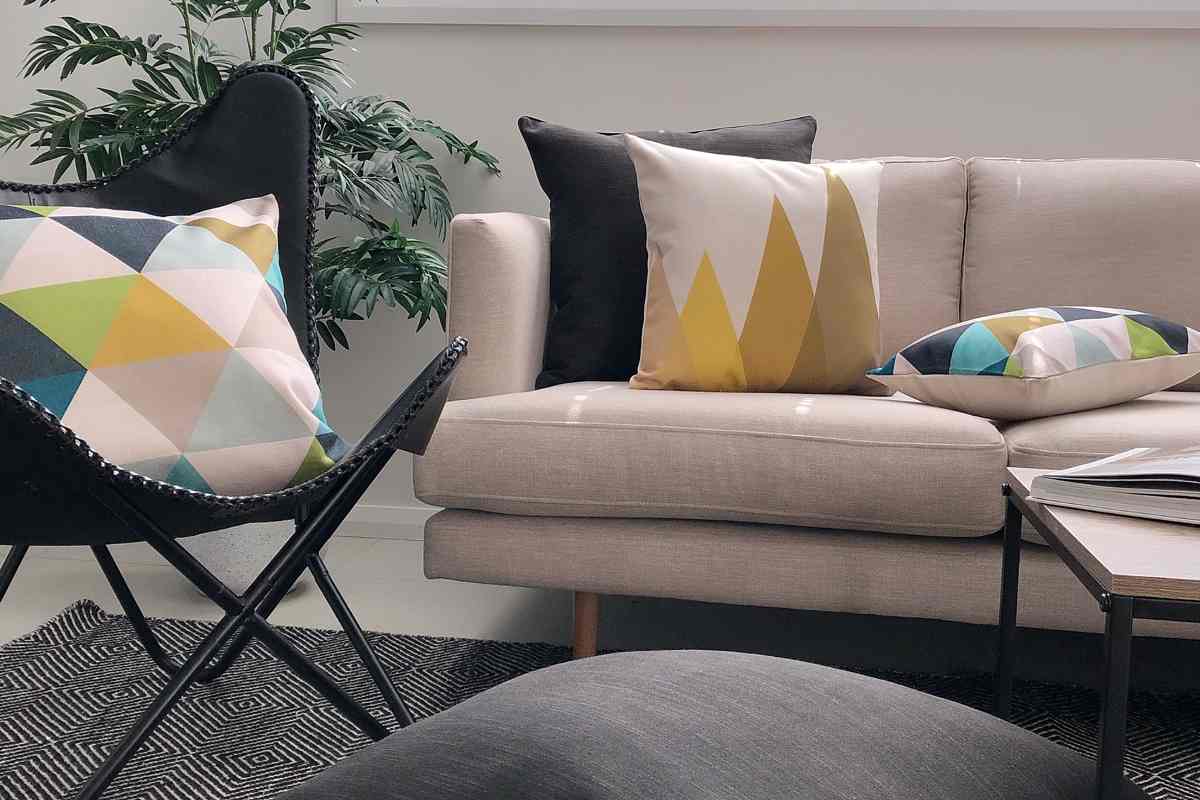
[20,371,86,418]
[980,358,1008,376]
[950,323,1010,375]
[265,253,287,313]
[1071,326,1117,369]
[312,396,333,436]
[869,355,896,376]
[166,456,213,492]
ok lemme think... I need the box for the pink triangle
[237,286,305,358]
[185,436,315,496]
[61,373,181,465]
[234,346,321,429]
[90,350,232,450]
[145,269,264,345]
[0,220,136,294]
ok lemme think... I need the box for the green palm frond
[3,0,498,348]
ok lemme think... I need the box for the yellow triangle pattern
[634,166,882,394]
[90,276,232,368]
[739,197,815,390]
[679,252,746,391]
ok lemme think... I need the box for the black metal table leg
[995,489,1022,718]
[1097,595,1134,800]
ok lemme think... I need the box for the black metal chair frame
[0,64,467,800]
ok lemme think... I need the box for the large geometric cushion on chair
[0,195,345,496]
[278,650,1147,800]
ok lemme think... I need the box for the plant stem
[250,12,258,59]
[179,0,198,97]
[268,4,278,60]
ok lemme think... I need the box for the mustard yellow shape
[630,252,697,389]
[739,197,814,391]
[187,218,277,274]
[90,276,231,368]
[679,252,747,391]
[786,168,880,393]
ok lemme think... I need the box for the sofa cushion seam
[438,417,1007,451]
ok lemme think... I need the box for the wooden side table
[997,468,1200,800]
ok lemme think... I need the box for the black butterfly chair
[0,64,465,800]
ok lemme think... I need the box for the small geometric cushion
[869,306,1200,420]
[276,650,1148,800]
[0,196,346,495]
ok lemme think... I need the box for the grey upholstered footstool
[282,650,1146,800]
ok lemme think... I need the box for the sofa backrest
[871,157,967,356]
[964,157,1200,389]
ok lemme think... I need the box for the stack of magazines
[1030,446,1200,526]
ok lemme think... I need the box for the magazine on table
[1029,446,1200,526]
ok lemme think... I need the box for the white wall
[2,3,1199,516]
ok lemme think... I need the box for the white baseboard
[343,503,439,540]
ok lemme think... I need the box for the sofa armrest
[447,213,550,400]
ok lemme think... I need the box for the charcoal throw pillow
[626,136,887,395]
[869,306,1200,420]
[0,196,346,495]
[519,115,818,388]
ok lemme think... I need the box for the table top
[1008,467,1200,602]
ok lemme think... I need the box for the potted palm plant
[1,0,499,591]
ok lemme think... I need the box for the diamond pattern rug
[0,601,1197,799]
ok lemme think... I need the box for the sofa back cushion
[964,158,1200,389]
[869,157,966,357]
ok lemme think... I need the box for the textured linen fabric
[446,213,550,401]
[278,650,1148,800]
[414,382,1007,538]
[519,115,818,389]
[626,137,886,394]
[869,157,966,357]
[424,510,1196,640]
[0,196,344,495]
[870,307,1200,419]
[1002,391,1200,469]
[964,157,1200,390]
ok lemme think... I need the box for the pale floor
[0,523,573,647]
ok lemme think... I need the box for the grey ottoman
[282,650,1146,800]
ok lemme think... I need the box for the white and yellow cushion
[624,135,887,394]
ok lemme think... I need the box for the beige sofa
[415,157,1200,654]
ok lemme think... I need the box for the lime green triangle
[289,438,335,487]
[1003,356,1024,378]
[15,205,59,217]
[1124,317,1175,360]
[0,275,138,366]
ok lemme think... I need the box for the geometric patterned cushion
[0,196,346,495]
[868,306,1200,420]
[624,135,887,395]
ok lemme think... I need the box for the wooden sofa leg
[573,591,600,659]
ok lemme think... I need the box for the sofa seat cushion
[1000,391,1200,545]
[415,382,1007,538]
[278,650,1146,800]
[1002,391,1200,469]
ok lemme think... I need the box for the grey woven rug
[1,601,1197,799]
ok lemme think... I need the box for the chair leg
[573,591,600,659]
[0,544,29,603]
[91,545,229,684]
[308,553,415,727]
[77,454,399,799]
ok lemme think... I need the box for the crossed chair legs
[0,448,413,800]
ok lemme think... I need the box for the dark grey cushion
[281,650,1146,800]
[520,116,817,389]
